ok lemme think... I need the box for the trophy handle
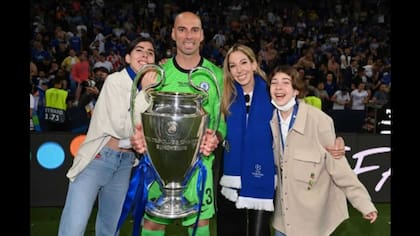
[187,66,221,133]
[130,64,165,130]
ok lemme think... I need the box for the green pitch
[30,203,390,235]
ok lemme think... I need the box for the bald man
[139,11,226,236]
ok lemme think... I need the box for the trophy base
[146,190,198,219]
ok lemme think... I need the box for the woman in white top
[58,37,157,236]
[350,82,370,110]
[331,86,350,110]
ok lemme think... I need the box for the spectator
[350,82,369,110]
[370,83,389,106]
[304,85,322,110]
[71,52,90,105]
[93,52,113,73]
[331,86,351,110]
[44,77,69,131]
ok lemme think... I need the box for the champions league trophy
[130,64,221,219]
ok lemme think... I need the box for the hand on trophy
[200,129,219,156]
[140,70,158,89]
[130,123,147,154]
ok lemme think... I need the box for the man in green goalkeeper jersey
[130,11,226,236]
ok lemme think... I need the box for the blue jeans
[58,146,135,236]
[274,230,286,236]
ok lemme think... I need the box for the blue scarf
[221,75,275,210]
[116,154,156,236]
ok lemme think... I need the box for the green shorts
[144,155,215,226]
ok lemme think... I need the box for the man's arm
[325,136,346,159]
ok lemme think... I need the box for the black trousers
[216,192,272,236]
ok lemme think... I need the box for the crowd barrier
[30,132,390,206]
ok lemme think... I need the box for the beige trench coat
[270,101,377,236]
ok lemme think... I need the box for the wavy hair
[221,44,267,116]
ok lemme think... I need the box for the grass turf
[30,203,389,235]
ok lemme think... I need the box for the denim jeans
[58,146,135,236]
[274,230,286,236]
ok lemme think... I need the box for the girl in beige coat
[269,65,377,236]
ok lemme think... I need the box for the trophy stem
[146,187,198,219]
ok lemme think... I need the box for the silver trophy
[130,64,221,219]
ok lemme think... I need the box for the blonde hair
[221,44,267,116]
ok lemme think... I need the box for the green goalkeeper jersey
[159,57,227,140]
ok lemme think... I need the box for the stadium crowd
[30,0,390,133]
